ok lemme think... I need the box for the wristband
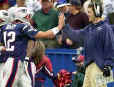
[51,27,60,35]
[0,46,4,51]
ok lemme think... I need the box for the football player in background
[0,10,9,87]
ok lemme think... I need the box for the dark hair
[70,0,81,10]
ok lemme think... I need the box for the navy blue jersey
[63,21,114,70]
[0,23,39,61]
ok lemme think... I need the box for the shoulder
[0,24,7,30]
[101,20,111,29]
[16,23,28,29]
[43,56,51,62]
[84,24,92,30]
[15,23,32,32]
[22,23,37,31]
[79,12,88,18]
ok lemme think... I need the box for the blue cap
[70,0,81,6]
[56,0,71,8]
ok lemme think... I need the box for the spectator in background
[9,0,26,7]
[8,0,16,7]
[8,0,26,15]
[102,0,114,18]
[80,0,86,6]
[55,0,71,48]
[72,47,85,87]
[102,0,114,24]
[27,40,53,87]
[60,0,89,48]
[0,2,3,10]
[66,0,89,30]
[56,0,70,21]
[8,0,41,15]
[0,0,9,10]
[32,0,60,48]
[25,0,42,13]
[35,55,53,87]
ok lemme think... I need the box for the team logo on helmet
[11,7,32,24]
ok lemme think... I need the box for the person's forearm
[34,26,62,39]
[63,25,85,42]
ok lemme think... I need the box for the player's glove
[103,65,112,77]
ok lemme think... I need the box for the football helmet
[0,10,9,26]
[11,7,32,24]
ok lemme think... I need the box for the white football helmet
[11,7,32,24]
[0,10,9,26]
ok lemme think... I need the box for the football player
[0,7,64,87]
[0,10,9,87]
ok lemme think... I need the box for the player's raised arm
[34,13,65,39]
[10,7,64,39]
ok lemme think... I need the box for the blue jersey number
[3,31,16,51]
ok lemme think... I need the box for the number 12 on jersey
[3,31,16,51]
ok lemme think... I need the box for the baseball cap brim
[57,3,71,8]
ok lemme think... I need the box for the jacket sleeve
[0,28,2,43]
[62,24,87,42]
[0,26,4,44]
[103,24,114,67]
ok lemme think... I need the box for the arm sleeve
[0,26,4,44]
[103,24,114,66]
[62,24,87,42]
[22,24,39,39]
[0,28,2,43]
